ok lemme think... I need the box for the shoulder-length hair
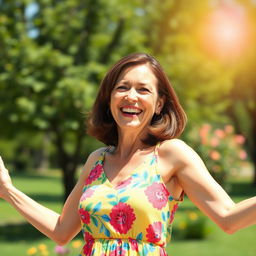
[87,53,187,146]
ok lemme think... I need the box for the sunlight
[200,5,251,59]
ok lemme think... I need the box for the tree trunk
[61,165,76,202]
[52,121,84,202]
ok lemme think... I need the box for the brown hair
[87,53,187,146]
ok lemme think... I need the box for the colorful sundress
[78,144,183,256]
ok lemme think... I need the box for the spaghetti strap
[153,141,185,202]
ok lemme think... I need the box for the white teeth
[121,107,142,114]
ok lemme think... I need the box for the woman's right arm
[0,150,102,245]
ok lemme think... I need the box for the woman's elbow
[219,221,237,234]
[52,232,73,246]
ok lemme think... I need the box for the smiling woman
[0,53,255,256]
[87,53,187,146]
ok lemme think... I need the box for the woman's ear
[156,95,166,114]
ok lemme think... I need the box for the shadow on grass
[0,222,83,242]
[12,172,61,181]
[27,193,62,203]
[0,222,44,242]
[229,181,256,198]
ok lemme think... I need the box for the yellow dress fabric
[78,145,183,256]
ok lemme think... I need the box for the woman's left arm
[171,139,256,234]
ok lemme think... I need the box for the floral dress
[78,145,183,256]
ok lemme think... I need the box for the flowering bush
[186,123,248,190]
[26,240,83,256]
[173,211,211,240]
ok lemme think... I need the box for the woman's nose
[125,88,138,101]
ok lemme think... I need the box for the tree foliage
[0,0,148,200]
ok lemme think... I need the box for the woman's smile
[120,105,143,117]
[110,64,164,132]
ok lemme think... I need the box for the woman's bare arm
[0,150,103,245]
[164,139,256,234]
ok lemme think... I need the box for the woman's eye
[139,87,150,92]
[116,85,127,90]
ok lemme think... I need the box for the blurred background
[0,0,255,255]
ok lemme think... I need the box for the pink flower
[54,245,70,255]
[80,188,95,201]
[239,150,247,160]
[85,164,103,185]
[146,221,162,243]
[83,232,94,256]
[79,208,90,224]
[234,135,245,145]
[224,125,234,134]
[115,177,132,190]
[109,202,136,234]
[128,238,139,252]
[209,150,221,161]
[170,203,179,224]
[210,137,220,147]
[160,247,168,256]
[214,129,226,138]
[144,182,169,210]
[199,124,211,144]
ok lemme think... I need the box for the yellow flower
[72,239,82,248]
[178,221,187,230]
[188,212,198,221]
[38,244,47,251]
[27,247,37,255]
[40,250,49,256]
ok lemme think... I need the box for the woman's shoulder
[86,146,110,164]
[158,138,198,164]
[80,147,108,175]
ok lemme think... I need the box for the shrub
[186,123,247,190]
[173,211,211,240]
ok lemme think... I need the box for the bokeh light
[199,4,251,59]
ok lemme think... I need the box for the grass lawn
[0,171,255,256]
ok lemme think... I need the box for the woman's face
[110,64,164,133]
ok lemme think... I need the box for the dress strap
[153,142,161,161]
[153,141,185,202]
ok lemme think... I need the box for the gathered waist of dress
[81,236,168,256]
[86,237,165,247]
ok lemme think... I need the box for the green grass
[0,171,255,256]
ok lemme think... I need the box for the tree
[0,0,148,200]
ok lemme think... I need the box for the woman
[0,53,255,256]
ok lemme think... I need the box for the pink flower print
[128,238,139,252]
[146,221,162,243]
[144,182,169,210]
[80,188,95,202]
[115,177,132,190]
[79,208,90,224]
[83,232,94,256]
[160,247,168,256]
[109,202,136,234]
[170,203,179,224]
[85,164,103,185]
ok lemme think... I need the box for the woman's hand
[0,156,13,199]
